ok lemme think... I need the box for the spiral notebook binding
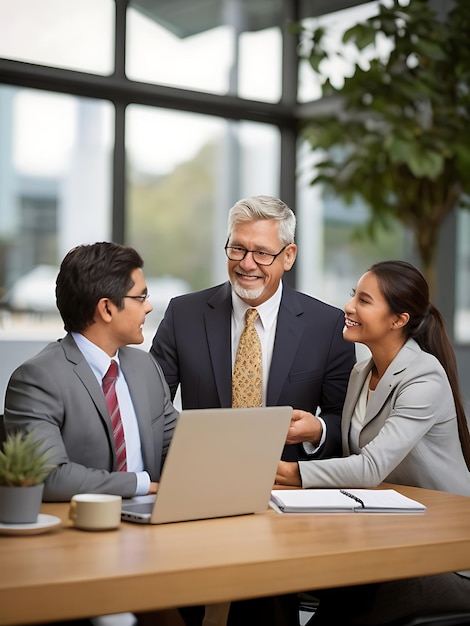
[340,489,365,509]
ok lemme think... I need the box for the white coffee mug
[69,493,122,531]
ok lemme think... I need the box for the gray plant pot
[0,483,44,524]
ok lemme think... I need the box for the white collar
[231,281,283,331]
[72,331,120,380]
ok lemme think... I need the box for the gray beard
[232,281,265,301]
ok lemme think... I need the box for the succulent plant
[0,431,55,487]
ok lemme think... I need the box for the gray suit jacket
[299,339,470,497]
[4,334,178,501]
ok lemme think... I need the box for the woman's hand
[275,461,302,487]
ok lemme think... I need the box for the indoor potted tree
[0,430,55,524]
[297,0,470,299]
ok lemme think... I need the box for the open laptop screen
[121,406,292,524]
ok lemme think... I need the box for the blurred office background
[0,0,469,411]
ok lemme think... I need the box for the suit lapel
[120,349,156,474]
[61,335,109,419]
[364,370,395,425]
[341,359,373,450]
[267,286,305,406]
[62,335,157,474]
[61,334,114,447]
[205,282,233,407]
[361,340,420,427]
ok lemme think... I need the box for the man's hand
[276,461,301,487]
[148,482,159,494]
[285,409,322,446]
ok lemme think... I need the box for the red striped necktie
[102,360,127,472]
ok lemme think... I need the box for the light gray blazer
[299,339,470,497]
[4,334,178,501]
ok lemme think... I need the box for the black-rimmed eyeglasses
[224,241,287,266]
[123,294,150,303]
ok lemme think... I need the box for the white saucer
[0,513,62,536]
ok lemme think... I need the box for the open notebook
[270,488,426,513]
[121,406,292,524]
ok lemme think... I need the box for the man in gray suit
[4,242,178,502]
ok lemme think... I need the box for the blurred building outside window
[0,0,468,353]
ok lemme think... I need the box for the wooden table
[1,485,470,625]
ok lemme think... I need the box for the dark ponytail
[370,260,470,471]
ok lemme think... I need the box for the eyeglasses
[224,241,287,266]
[123,294,150,303]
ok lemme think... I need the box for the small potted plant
[0,431,55,524]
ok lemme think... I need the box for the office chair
[303,612,470,626]
[299,595,470,626]
[385,613,470,626]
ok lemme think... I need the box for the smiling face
[227,219,297,306]
[343,271,408,351]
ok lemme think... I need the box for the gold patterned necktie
[232,308,263,408]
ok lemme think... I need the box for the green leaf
[294,0,470,282]
[343,23,377,50]
[0,431,55,486]
[407,147,444,179]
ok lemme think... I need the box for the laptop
[121,406,292,524]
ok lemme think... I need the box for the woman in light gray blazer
[276,260,470,624]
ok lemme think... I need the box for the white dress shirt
[72,332,150,495]
[230,282,326,452]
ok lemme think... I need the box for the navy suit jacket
[151,281,355,461]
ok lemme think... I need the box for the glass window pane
[456,210,470,344]
[296,139,406,327]
[0,0,114,74]
[0,86,113,338]
[127,1,282,102]
[126,104,280,347]
[238,27,282,102]
[298,1,379,103]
